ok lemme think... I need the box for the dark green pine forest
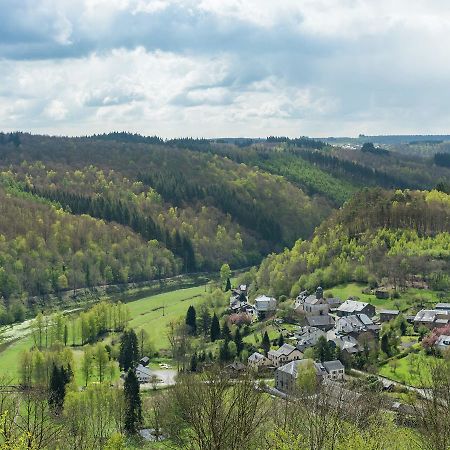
[0,131,448,318]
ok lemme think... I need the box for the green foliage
[118,329,139,371]
[123,369,142,435]
[185,305,197,335]
[210,313,221,342]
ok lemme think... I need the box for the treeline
[255,189,450,297]
[0,187,179,300]
[26,186,197,271]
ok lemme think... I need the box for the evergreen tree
[199,305,211,337]
[48,364,66,414]
[313,336,334,362]
[119,329,140,371]
[225,277,232,292]
[123,368,142,435]
[277,333,284,347]
[234,328,244,355]
[219,341,231,362]
[190,352,198,372]
[185,305,197,335]
[210,313,221,342]
[381,333,390,356]
[222,323,232,342]
[261,331,271,357]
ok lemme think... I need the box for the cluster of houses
[413,303,450,330]
[229,285,277,320]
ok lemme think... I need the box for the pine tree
[190,353,198,372]
[225,277,232,292]
[210,313,221,342]
[119,329,140,371]
[185,305,197,335]
[277,333,284,347]
[124,368,142,435]
[222,323,232,342]
[262,331,271,356]
[219,341,230,362]
[48,364,66,414]
[234,328,244,355]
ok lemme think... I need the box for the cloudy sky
[1,0,449,137]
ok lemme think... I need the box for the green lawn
[378,352,434,387]
[328,282,444,312]
[127,285,208,350]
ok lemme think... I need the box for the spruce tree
[222,323,232,342]
[185,305,197,335]
[119,329,140,371]
[219,341,230,362]
[210,313,221,342]
[48,364,65,414]
[234,328,244,355]
[262,331,271,357]
[225,277,232,292]
[277,333,284,347]
[124,368,142,435]
[190,353,198,372]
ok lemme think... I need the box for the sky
[1,0,450,138]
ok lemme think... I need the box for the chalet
[379,309,400,323]
[275,359,344,392]
[135,364,151,383]
[268,343,303,368]
[413,309,450,330]
[294,287,329,316]
[254,295,277,319]
[305,314,335,331]
[336,299,375,318]
[248,352,270,369]
[335,314,380,337]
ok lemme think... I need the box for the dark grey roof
[379,309,400,315]
[306,315,334,327]
[322,360,345,372]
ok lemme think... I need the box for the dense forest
[0,132,448,309]
[255,188,450,298]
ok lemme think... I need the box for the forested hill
[0,132,448,307]
[255,189,450,298]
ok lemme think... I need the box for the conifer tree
[185,305,197,335]
[225,277,232,292]
[277,333,284,347]
[124,368,142,434]
[48,364,66,414]
[262,331,271,357]
[119,329,140,371]
[234,328,244,355]
[222,323,232,342]
[210,313,221,342]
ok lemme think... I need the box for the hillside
[255,188,450,298]
[0,132,448,310]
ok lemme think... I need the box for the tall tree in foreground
[159,369,269,449]
[48,365,66,415]
[262,331,271,356]
[123,369,142,435]
[119,329,139,371]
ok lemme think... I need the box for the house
[268,343,303,368]
[254,295,277,319]
[435,303,450,312]
[139,356,150,367]
[336,299,376,318]
[435,335,450,352]
[379,310,400,323]
[375,287,390,299]
[275,359,345,392]
[335,314,380,337]
[326,297,343,311]
[305,314,335,331]
[248,352,270,369]
[226,361,246,376]
[327,330,360,355]
[413,309,450,330]
[135,364,151,383]
[295,327,326,352]
[294,287,329,316]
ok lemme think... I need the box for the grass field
[0,285,210,384]
[127,285,208,350]
[328,283,444,311]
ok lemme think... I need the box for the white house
[268,343,303,368]
[336,299,376,318]
[254,295,277,318]
[295,287,329,316]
